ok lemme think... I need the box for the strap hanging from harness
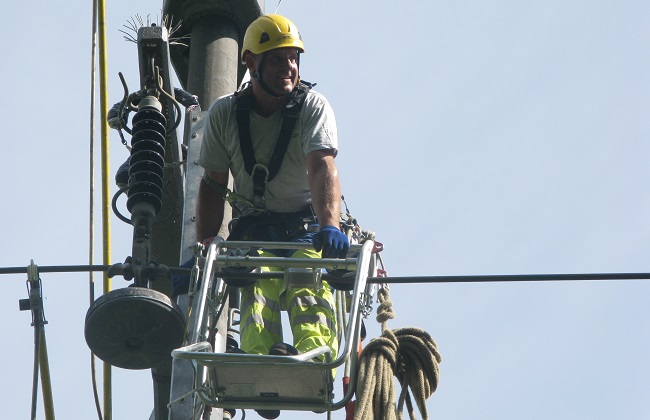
[235,81,313,208]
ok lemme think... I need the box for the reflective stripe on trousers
[239,248,339,359]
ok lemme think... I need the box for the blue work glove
[313,225,350,258]
[171,258,194,297]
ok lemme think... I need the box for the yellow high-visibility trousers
[239,248,338,360]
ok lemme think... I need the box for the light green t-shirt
[198,89,338,213]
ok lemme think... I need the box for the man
[195,13,348,392]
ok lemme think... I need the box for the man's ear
[245,53,257,74]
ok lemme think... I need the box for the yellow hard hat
[241,14,304,63]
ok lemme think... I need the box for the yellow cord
[97,0,112,417]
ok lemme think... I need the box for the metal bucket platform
[171,239,375,415]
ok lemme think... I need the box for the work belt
[227,206,317,242]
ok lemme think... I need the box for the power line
[1,265,648,284]
[366,272,650,284]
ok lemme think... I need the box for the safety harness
[234,81,313,209]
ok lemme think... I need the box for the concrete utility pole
[159,1,264,418]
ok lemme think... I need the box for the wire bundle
[354,288,442,420]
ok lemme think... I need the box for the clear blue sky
[1,0,649,419]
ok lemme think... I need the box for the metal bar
[26,262,56,419]
[215,255,358,270]
[39,330,56,420]
[31,317,40,420]
[28,262,41,420]
[190,240,224,344]
[0,265,110,275]
[222,241,366,251]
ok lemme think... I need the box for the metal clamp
[285,267,324,290]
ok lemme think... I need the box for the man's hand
[171,258,194,297]
[202,236,217,248]
[313,225,350,258]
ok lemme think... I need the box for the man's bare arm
[196,170,229,242]
[307,149,349,257]
[306,149,341,228]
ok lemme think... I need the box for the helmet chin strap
[252,52,301,98]
[252,71,286,98]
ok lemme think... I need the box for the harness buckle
[251,164,270,183]
[251,164,270,208]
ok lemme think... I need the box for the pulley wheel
[84,287,185,370]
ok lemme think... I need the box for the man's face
[258,47,299,95]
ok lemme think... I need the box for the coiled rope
[354,287,442,420]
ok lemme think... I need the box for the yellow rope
[96,0,112,416]
[354,288,442,420]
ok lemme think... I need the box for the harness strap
[235,89,255,174]
[235,82,312,208]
